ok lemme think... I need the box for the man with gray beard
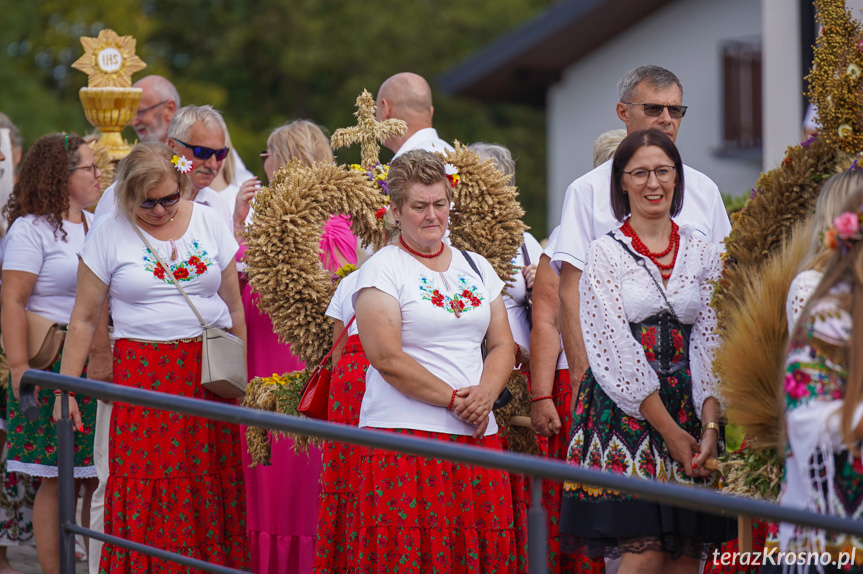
[129,75,180,144]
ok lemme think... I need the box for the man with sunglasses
[94,105,232,229]
[550,64,731,396]
[129,75,180,144]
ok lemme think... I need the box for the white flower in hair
[171,154,193,174]
[444,163,460,188]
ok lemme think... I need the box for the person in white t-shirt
[93,105,232,228]
[468,142,542,368]
[375,72,454,158]
[351,149,516,570]
[552,65,731,388]
[57,143,248,572]
[0,133,110,574]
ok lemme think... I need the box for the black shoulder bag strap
[460,249,513,411]
[605,231,690,348]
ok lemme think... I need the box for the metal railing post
[57,391,77,574]
[527,476,548,574]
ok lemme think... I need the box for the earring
[395,219,400,226]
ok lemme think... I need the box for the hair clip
[64,134,70,151]
[171,154,193,174]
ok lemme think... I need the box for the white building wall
[546,0,765,232]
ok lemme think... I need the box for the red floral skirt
[544,369,605,574]
[99,339,249,573]
[356,428,517,573]
[314,335,369,572]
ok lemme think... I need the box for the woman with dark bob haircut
[560,128,734,573]
[610,128,685,222]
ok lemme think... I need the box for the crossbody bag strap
[606,231,686,329]
[460,249,484,284]
[319,315,356,367]
[133,223,209,329]
[520,243,531,266]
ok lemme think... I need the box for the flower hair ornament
[171,154,193,174]
[822,208,863,252]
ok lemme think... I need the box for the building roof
[437,0,675,107]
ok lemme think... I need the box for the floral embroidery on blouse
[419,274,484,315]
[143,240,214,284]
[784,306,849,411]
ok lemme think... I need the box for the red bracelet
[514,343,522,364]
[447,389,458,410]
[530,395,553,403]
[53,390,75,397]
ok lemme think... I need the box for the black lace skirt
[560,313,736,560]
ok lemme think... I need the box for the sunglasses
[70,163,100,177]
[172,138,230,161]
[140,190,182,209]
[623,102,688,119]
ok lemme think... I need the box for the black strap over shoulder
[605,231,690,349]
[461,249,484,284]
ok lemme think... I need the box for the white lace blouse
[578,225,722,420]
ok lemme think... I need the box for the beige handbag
[134,225,247,399]
[0,310,65,371]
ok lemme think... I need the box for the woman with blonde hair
[773,187,863,573]
[57,142,248,571]
[786,168,863,333]
[352,149,517,571]
[236,119,357,574]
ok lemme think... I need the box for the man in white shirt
[376,72,454,158]
[94,105,232,228]
[551,65,731,381]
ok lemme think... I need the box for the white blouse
[579,225,722,420]
[786,269,823,336]
[504,231,544,351]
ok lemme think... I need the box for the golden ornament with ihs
[71,28,147,176]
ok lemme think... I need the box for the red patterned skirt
[356,428,517,573]
[544,369,605,574]
[314,335,369,572]
[99,339,249,573]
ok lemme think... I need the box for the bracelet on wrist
[702,422,720,435]
[530,395,553,403]
[447,389,458,410]
[53,390,75,397]
[514,343,522,364]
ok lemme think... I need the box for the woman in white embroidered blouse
[57,143,248,572]
[559,129,734,573]
[770,191,863,573]
[352,150,518,571]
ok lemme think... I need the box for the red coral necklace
[621,219,680,280]
[399,235,445,258]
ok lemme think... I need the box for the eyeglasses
[140,190,182,209]
[260,149,269,166]
[70,163,100,177]
[172,138,230,161]
[135,100,168,118]
[623,166,676,185]
[623,102,688,119]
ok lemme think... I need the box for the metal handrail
[22,369,863,574]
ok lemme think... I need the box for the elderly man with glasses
[94,105,233,228]
[129,75,180,144]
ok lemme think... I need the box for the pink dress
[240,214,357,574]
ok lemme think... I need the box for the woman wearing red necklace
[559,129,734,574]
[350,149,518,572]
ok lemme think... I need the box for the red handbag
[297,316,356,420]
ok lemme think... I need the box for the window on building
[721,40,762,152]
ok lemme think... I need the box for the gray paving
[6,544,88,574]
